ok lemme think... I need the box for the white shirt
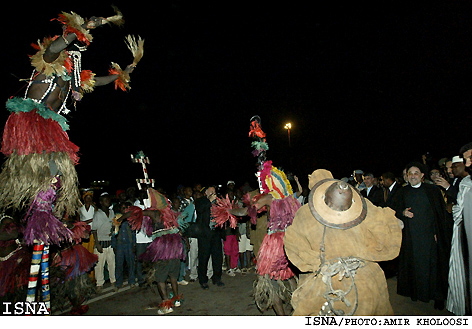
[91,208,114,242]
[79,204,95,222]
[389,181,397,192]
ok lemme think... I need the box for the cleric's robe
[392,183,452,303]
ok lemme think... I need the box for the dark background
[3,1,472,194]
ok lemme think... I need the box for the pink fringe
[256,231,294,280]
[160,206,180,229]
[211,195,239,228]
[139,233,184,262]
[268,195,300,232]
[70,221,91,244]
[259,161,273,194]
[126,206,145,230]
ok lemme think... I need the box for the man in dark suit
[194,186,225,289]
[361,172,385,207]
[381,172,402,208]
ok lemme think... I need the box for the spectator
[134,198,153,288]
[91,193,117,293]
[112,202,137,290]
[79,191,96,224]
[361,172,385,207]
[435,156,468,207]
[223,224,239,276]
[353,169,366,191]
[238,219,254,273]
[195,186,225,289]
[380,172,402,208]
[79,191,97,281]
[447,153,471,315]
[392,162,453,310]
[177,186,195,285]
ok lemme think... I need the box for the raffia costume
[0,9,142,310]
[284,169,402,316]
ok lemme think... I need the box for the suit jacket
[361,185,385,207]
[194,197,224,239]
[385,182,402,208]
[445,177,463,205]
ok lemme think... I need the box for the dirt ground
[73,270,452,317]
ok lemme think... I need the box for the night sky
[3,2,472,194]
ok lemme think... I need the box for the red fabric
[0,247,32,297]
[223,235,239,269]
[1,111,79,164]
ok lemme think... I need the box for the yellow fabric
[82,234,95,281]
[284,199,402,315]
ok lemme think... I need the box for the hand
[96,244,103,254]
[84,16,106,29]
[125,64,136,74]
[403,207,414,218]
[434,177,450,189]
[294,175,299,182]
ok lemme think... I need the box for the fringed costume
[50,221,98,314]
[252,164,300,313]
[0,7,142,311]
[211,116,301,314]
[127,188,184,313]
[0,214,31,304]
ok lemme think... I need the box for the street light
[284,122,292,147]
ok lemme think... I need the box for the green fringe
[251,141,269,151]
[6,98,70,131]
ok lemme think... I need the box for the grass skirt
[0,151,80,217]
[256,231,294,280]
[139,233,184,262]
[253,274,293,311]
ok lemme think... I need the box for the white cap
[353,170,364,174]
[227,180,235,185]
[452,156,463,164]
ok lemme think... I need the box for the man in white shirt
[91,192,117,292]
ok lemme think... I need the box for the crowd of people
[74,140,472,316]
[2,141,472,316]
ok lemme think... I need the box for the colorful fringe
[139,233,184,262]
[257,231,294,280]
[160,207,180,229]
[70,221,91,244]
[3,99,78,163]
[23,188,73,246]
[243,192,267,225]
[126,206,152,234]
[267,195,300,233]
[211,195,239,228]
[52,245,98,280]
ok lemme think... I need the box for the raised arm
[43,16,106,63]
[94,64,135,87]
